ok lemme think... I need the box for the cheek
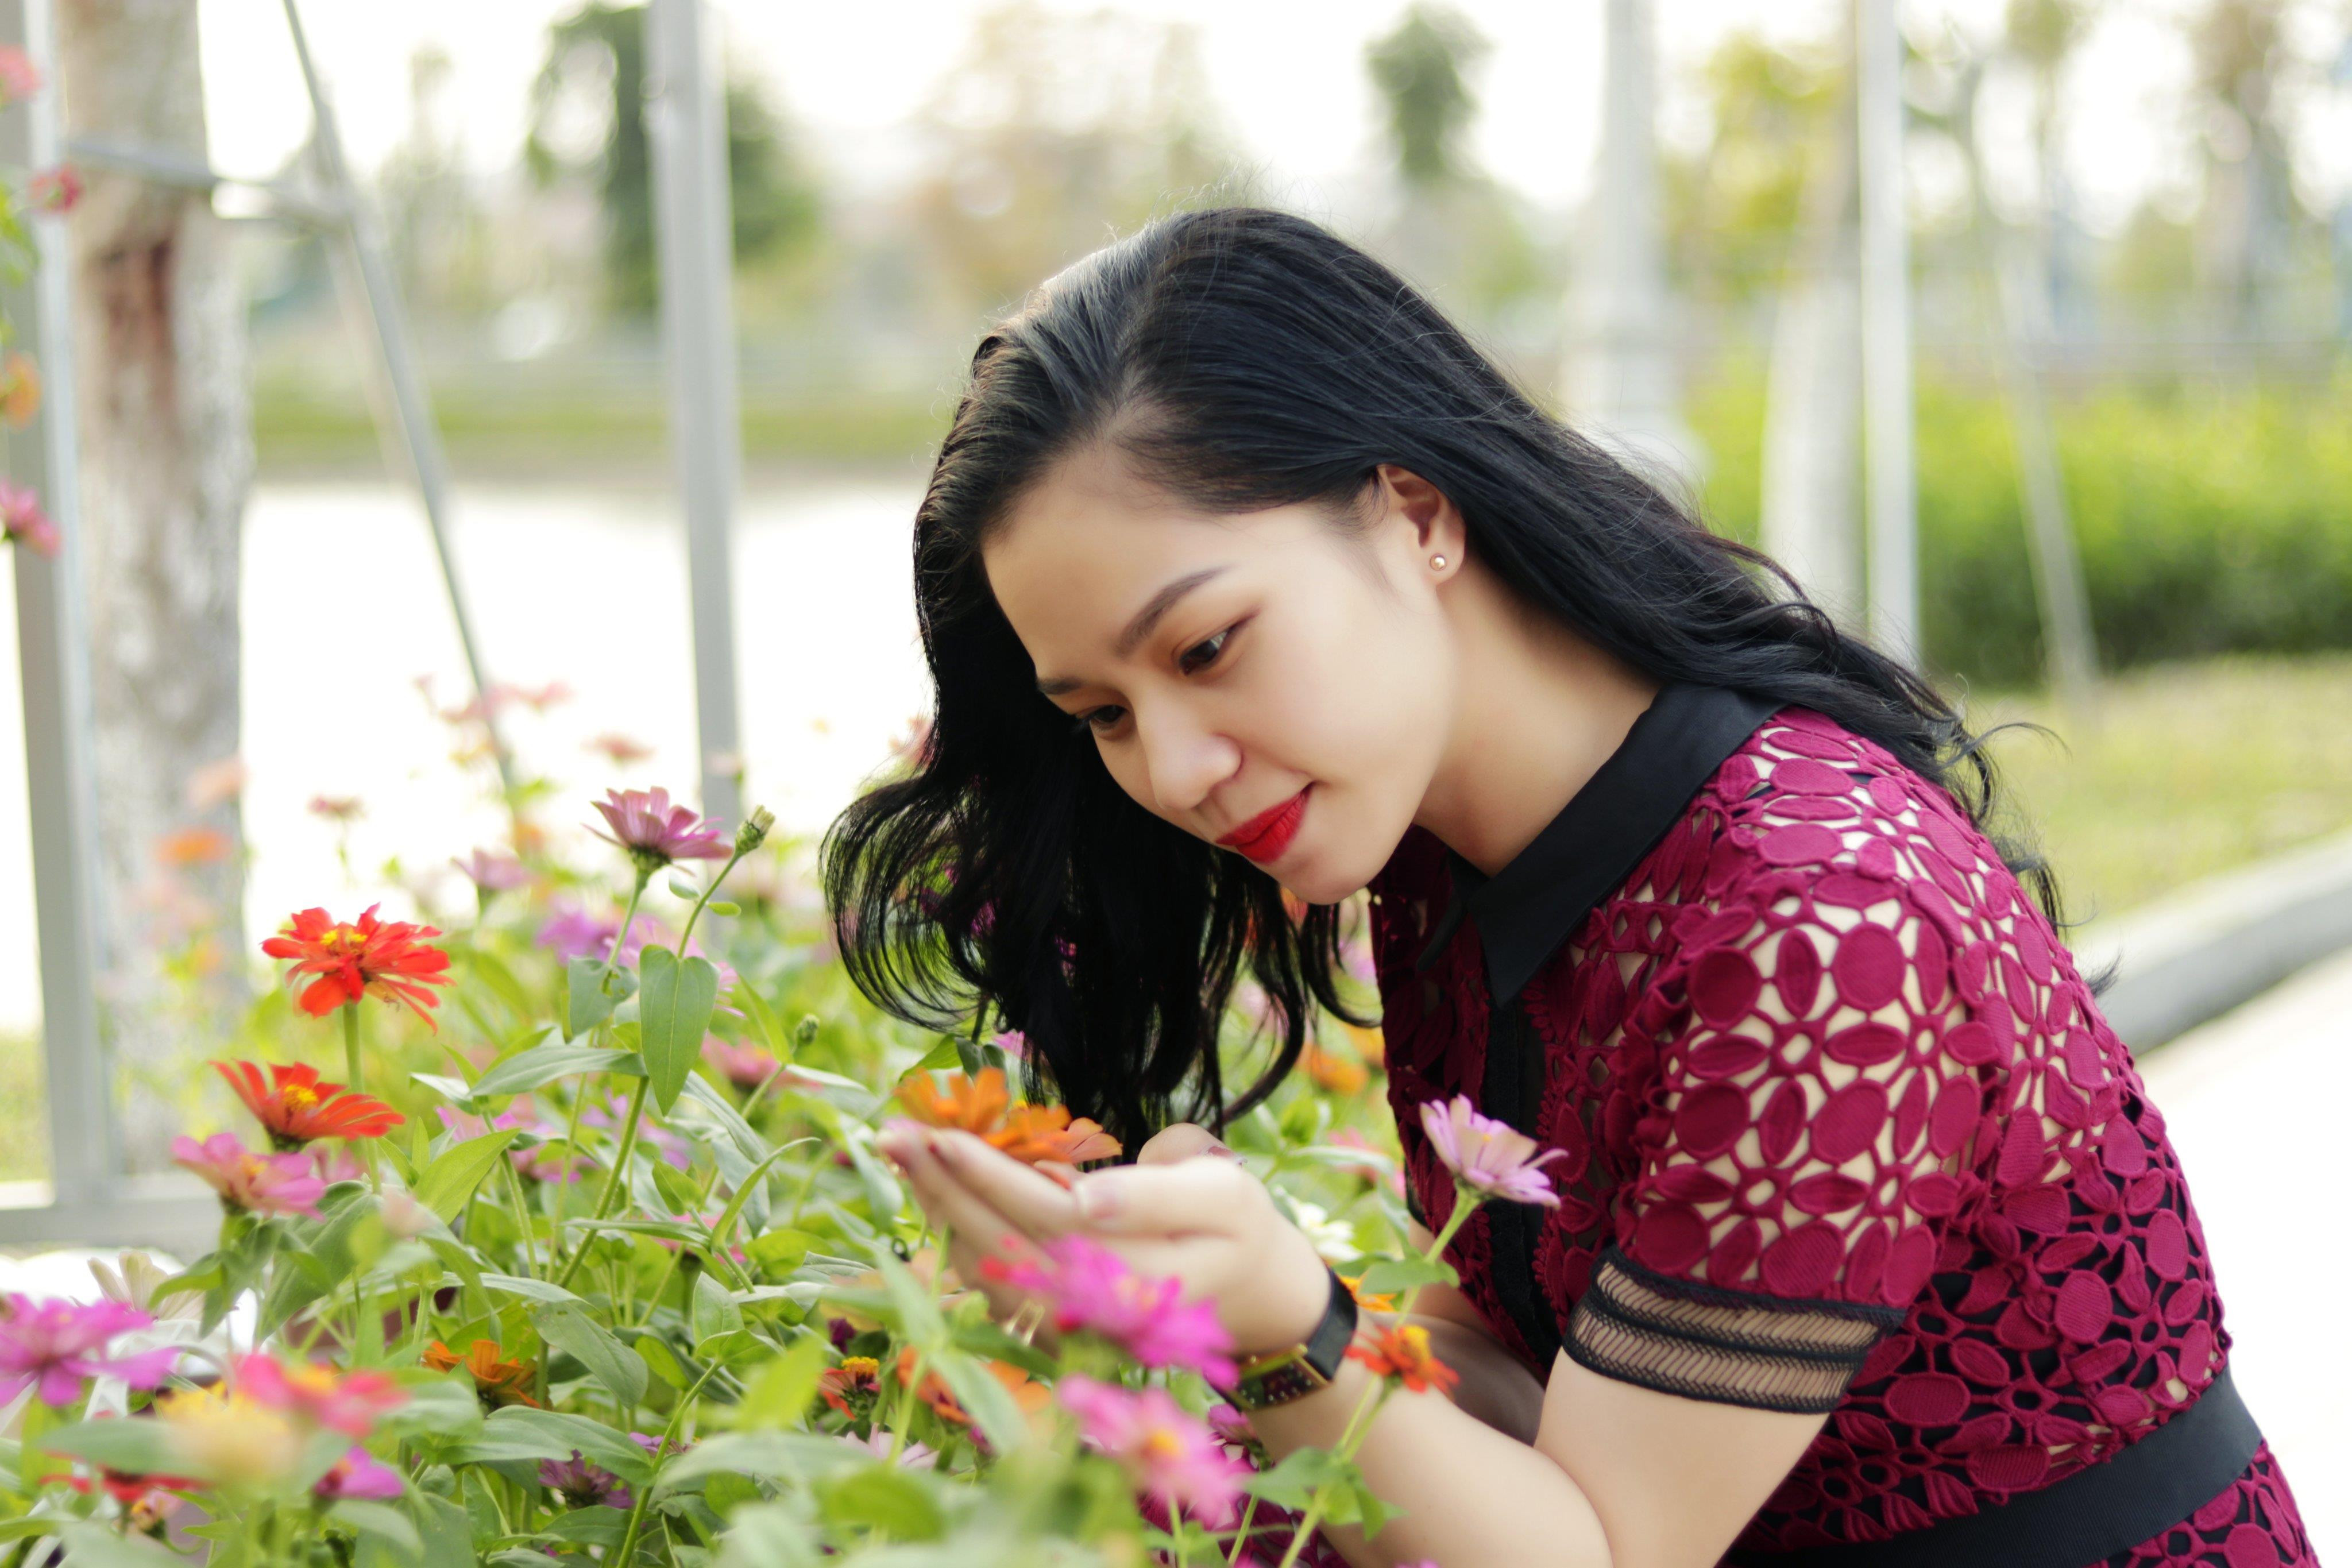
[1245,584,1446,771]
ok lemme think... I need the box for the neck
[1413,565,1662,879]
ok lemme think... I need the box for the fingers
[878,1127,1037,1269]
[1067,1154,1256,1237]
[925,1129,1086,1237]
[1133,1122,1242,1167]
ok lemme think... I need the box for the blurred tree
[1660,28,1844,307]
[902,2,1253,319]
[1356,5,1547,345]
[524,1,822,315]
[2185,0,2300,330]
[59,0,253,1166]
[1365,3,1488,187]
[2003,0,2096,333]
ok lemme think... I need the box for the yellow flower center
[280,1085,319,1113]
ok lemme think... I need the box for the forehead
[982,446,1241,628]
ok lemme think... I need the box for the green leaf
[480,1273,581,1304]
[41,1416,187,1477]
[446,1408,652,1485]
[472,1038,646,1100]
[734,983,791,1064]
[871,1250,944,1346]
[928,1348,1031,1457]
[905,1038,963,1076]
[668,875,701,899]
[330,1500,422,1554]
[536,1301,648,1410]
[639,948,721,1113]
[692,1272,746,1347]
[464,949,536,1024]
[412,1128,523,1224]
[636,1334,690,1391]
[712,1500,825,1568]
[818,1464,944,1540]
[706,899,741,917]
[566,956,637,1037]
[409,1492,475,1568]
[731,1335,830,1431]
[55,1521,184,1567]
[1352,1255,1459,1295]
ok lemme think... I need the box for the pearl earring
[1430,554,1447,570]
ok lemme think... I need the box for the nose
[1130,694,1240,821]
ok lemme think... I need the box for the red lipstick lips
[1216,786,1310,864]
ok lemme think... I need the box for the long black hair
[820,204,2088,1152]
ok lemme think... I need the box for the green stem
[1269,1188,1476,1568]
[611,1361,722,1566]
[677,843,751,952]
[554,1077,650,1291]
[342,1005,380,1195]
[498,1150,540,1281]
[604,871,650,979]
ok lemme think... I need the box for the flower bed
[0,764,1555,1568]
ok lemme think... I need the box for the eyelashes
[1069,619,1246,736]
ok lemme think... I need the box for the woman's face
[982,445,1463,904]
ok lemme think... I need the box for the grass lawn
[1960,651,2352,926]
[0,1029,48,1184]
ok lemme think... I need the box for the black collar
[1411,681,1786,1005]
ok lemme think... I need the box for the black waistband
[1759,1367,2263,1568]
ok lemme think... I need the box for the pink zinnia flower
[588,786,728,873]
[172,1131,328,1218]
[314,1446,403,1500]
[0,1296,180,1406]
[26,165,80,213]
[452,848,528,893]
[1056,1374,1249,1529]
[0,480,59,558]
[1419,1093,1565,1207]
[836,1427,936,1468]
[238,1353,405,1436]
[535,900,624,964]
[0,45,38,101]
[982,1234,1237,1385]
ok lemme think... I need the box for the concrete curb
[2069,822,2352,1055]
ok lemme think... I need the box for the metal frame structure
[1,0,744,1250]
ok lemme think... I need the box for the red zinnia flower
[1345,1322,1459,1396]
[213,1061,403,1152]
[261,904,450,1026]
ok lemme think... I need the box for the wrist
[1234,1229,1341,1360]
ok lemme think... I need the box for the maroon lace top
[1366,683,2314,1566]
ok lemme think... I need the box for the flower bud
[793,1013,821,1048]
[735,806,775,855]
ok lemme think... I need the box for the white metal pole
[646,0,745,830]
[1857,0,1920,668]
[1,0,120,1212]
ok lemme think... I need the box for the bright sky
[188,0,2335,238]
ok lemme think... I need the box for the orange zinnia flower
[261,904,451,1026]
[423,1339,540,1409]
[1338,1273,1399,1314]
[891,1346,1048,1427]
[1345,1323,1458,1396]
[894,1068,1123,1167]
[1301,1041,1369,1096]
[213,1060,403,1152]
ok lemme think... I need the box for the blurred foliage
[1688,366,2352,688]
[526,1,824,315]
[1968,651,2352,924]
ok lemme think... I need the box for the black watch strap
[1227,1264,1360,1411]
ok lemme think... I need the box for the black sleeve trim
[1562,1243,1908,1415]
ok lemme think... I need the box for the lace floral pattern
[1369,704,2315,1565]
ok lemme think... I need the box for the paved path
[2136,944,2352,1555]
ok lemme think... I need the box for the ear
[1376,462,1467,580]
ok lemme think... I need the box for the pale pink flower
[0,45,41,100]
[701,1037,777,1092]
[836,1427,936,1468]
[307,795,364,823]
[586,732,655,766]
[314,1447,403,1500]
[0,480,59,557]
[173,1131,327,1218]
[588,786,728,871]
[0,1296,180,1406]
[237,1354,405,1436]
[982,1234,1237,1385]
[452,848,528,893]
[1419,1094,1565,1207]
[1056,1374,1249,1529]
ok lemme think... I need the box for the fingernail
[1205,1141,1241,1160]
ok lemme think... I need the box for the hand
[874,1119,1332,1358]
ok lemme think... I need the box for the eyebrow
[1034,565,1230,697]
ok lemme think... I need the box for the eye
[1071,705,1126,736]
[1178,619,1246,675]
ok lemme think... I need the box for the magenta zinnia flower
[236,1353,405,1436]
[981,1234,1237,1385]
[588,786,728,874]
[314,1446,403,1500]
[538,1449,633,1511]
[1419,1093,1566,1207]
[172,1132,327,1218]
[0,480,59,558]
[0,1295,181,1407]
[534,900,624,964]
[1056,1374,1249,1529]
[701,1037,777,1092]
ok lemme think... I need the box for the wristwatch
[1226,1262,1360,1411]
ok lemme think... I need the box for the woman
[821,207,2314,1568]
